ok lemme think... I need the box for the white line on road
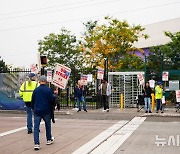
[72,120,129,154]
[91,117,146,154]
[0,121,46,137]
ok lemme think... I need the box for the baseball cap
[39,75,47,82]
[28,73,35,78]
[157,81,162,85]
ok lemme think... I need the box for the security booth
[108,72,144,108]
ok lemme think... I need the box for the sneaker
[77,109,81,112]
[34,144,40,150]
[28,130,32,134]
[84,109,87,112]
[46,137,55,145]
[106,109,109,112]
[161,111,164,113]
[145,111,148,113]
[149,111,152,113]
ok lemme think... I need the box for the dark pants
[156,99,162,111]
[102,95,109,110]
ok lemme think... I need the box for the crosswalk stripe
[72,120,129,154]
[91,117,146,154]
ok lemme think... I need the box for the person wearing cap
[31,75,55,150]
[19,73,39,134]
[155,81,163,113]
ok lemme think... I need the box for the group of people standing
[142,81,164,113]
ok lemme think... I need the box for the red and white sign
[47,70,52,82]
[81,74,88,85]
[162,72,169,81]
[137,73,144,85]
[30,64,38,74]
[52,64,71,89]
[97,67,104,80]
[176,90,180,102]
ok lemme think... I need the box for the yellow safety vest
[19,81,39,102]
[155,85,163,99]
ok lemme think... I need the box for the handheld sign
[137,73,144,85]
[176,90,180,102]
[97,67,104,80]
[47,70,52,82]
[162,72,169,81]
[81,74,88,85]
[52,64,71,89]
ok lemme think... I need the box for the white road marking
[72,120,129,154]
[0,120,51,137]
[91,117,146,154]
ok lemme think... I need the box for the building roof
[134,17,180,48]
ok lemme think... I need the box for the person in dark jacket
[142,82,152,113]
[31,75,55,150]
[74,80,87,112]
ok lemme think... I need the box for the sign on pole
[97,67,104,80]
[52,64,71,89]
[47,70,52,82]
[87,74,93,82]
[176,90,180,102]
[162,72,169,81]
[137,73,144,85]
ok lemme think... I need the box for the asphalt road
[0,108,180,154]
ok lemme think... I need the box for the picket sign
[52,64,71,89]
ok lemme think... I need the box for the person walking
[75,80,87,112]
[99,78,111,112]
[155,81,163,113]
[31,75,55,150]
[19,73,39,134]
[142,82,152,113]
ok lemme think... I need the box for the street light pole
[104,57,108,81]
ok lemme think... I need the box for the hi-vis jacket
[155,85,163,99]
[19,81,39,103]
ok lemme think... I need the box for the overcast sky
[0,0,180,68]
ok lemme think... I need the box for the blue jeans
[26,106,32,131]
[77,96,86,110]
[34,113,52,145]
[144,97,151,112]
[156,99,162,111]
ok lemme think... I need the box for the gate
[108,72,144,108]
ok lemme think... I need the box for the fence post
[120,94,124,110]
[151,93,155,110]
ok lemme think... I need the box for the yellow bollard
[120,94,124,110]
[151,93,155,111]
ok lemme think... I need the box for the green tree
[79,16,148,71]
[38,28,84,70]
[148,31,180,73]
[0,57,8,73]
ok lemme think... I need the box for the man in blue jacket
[32,75,55,150]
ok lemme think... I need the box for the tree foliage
[38,28,83,70]
[0,57,8,73]
[79,16,148,71]
[148,31,180,72]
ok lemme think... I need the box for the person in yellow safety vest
[155,81,163,113]
[19,73,39,134]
